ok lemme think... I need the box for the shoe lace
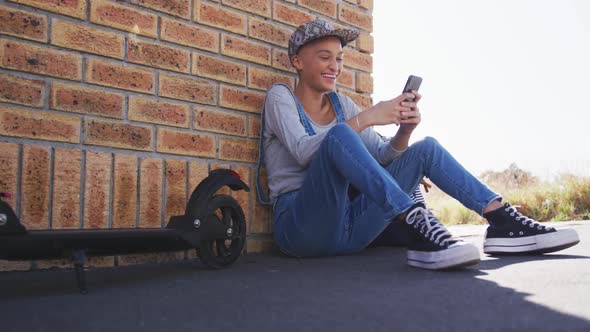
[505,204,554,231]
[406,207,452,246]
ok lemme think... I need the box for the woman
[256,19,579,270]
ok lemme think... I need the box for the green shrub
[424,166,590,225]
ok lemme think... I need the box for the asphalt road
[0,221,589,332]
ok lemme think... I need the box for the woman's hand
[398,91,422,134]
[365,92,421,129]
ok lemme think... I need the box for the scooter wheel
[197,194,246,268]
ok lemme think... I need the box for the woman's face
[292,36,344,92]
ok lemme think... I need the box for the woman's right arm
[355,92,417,130]
[264,85,328,168]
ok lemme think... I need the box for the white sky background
[372,0,590,180]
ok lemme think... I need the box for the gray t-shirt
[262,84,403,203]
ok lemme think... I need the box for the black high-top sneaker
[483,202,580,255]
[403,204,480,270]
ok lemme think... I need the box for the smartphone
[402,75,422,102]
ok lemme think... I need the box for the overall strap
[256,84,316,206]
[326,91,346,123]
[294,97,316,136]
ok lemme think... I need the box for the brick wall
[0,0,373,271]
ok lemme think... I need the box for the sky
[372,0,590,180]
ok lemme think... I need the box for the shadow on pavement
[0,248,589,331]
[478,253,590,270]
[0,259,208,298]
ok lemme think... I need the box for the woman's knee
[327,122,356,139]
[412,136,441,153]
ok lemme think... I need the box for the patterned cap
[288,19,360,58]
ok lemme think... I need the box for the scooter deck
[0,228,194,260]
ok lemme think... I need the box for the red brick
[340,89,372,111]
[218,138,258,163]
[0,106,80,143]
[344,46,372,72]
[221,0,270,18]
[51,19,124,59]
[221,34,271,66]
[336,68,355,89]
[127,38,190,73]
[357,32,373,53]
[161,17,218,53]
[157,128,215,158]
[128,96,190,128]
[248,116,261,138]
[0,260,31,272]
[248,67,295,91]
[35,258,70,269]
[219,85,265,114]
[86,58,154,94]
[356,71,373,93]
[194,0,247,35]
[339,3,372,31]
[211,163,229,171]
[248,17,291,47]
[86,256,115,268]
[271,48,295,73]
[139,157,162,228]
[194,108,247,136]
[325,19,350,31]
[84,118,153,151]
[50,82,124,118]
[0,39,81,80]
[90,0,157,38]
[158,73,216,105]
[0,72,45,107]
[298,0,337,18]
[112,154,137,228]
[188,160,208,194]
[10,0,86,19]
[165,159,186,222]
[273,2,315,27]
[130,0,190,19]
[192,53,246,86]
[231,165,250,234]
[0,142,19,208]
[358,0,373,10]
[118,251,184,266]
[52,148,81,229]
[246,237,274,252]
[84,151,111,229]
[348,38,357,49]
[0,5,47,42]
[20,145,50,229]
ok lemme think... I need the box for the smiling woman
[373,0,590,179]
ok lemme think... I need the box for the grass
[422,164,590,225]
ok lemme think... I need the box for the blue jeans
[272,124,500,257]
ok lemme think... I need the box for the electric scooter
[0,168,249,293]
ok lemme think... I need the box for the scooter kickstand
[71,250,88,294]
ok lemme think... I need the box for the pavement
[0,221,589,332]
